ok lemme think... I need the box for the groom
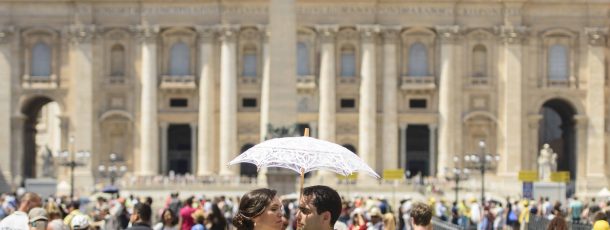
[295,185,342,230]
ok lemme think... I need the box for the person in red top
[179,197,197,230]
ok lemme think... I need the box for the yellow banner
[518,171,539,182]
[337,173,358,180]
[383,169,405,180]
[550,171,570,183]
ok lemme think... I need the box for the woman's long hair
[232,188,277,230]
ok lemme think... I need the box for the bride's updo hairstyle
[232,188,278,230]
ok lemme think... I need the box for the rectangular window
[409,99,427,109]
[340,53,356,77]
[340,99,355,108]
[170,98,188,108]
[243,53,257,77]
[242,98,257,108]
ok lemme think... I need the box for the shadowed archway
[539,99,577,181]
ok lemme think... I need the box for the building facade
[0,0,609,196]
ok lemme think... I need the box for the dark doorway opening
[167,124,192,175]
[240,144,258,178]
[406,125,430,177]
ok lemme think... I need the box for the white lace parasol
[228,136,380,179]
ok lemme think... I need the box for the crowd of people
[0,186,438,230]
[0,186,609,230]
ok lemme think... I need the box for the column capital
[217,24,240,42]
[160,122,169,129]
[495,25,528,44]
[315,25,339,43]
[132,25,160,43]
[435,25,460,43]
[0,26,15,44]
[428,123,438,130]
[65,24,96,44]
[255,24,270,42]
[584,27,608,46]
[357,25,380,43]
[196,26,216,43]
[381,26,401,43]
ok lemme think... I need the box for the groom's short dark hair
[302,185,341,227]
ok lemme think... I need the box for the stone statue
[40,146,55,178]
[538,143,557,181]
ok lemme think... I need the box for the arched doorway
[539,99,577,181]
[239,144,258,178]
[22,96,62,180]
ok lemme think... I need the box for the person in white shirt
[0,192,42,230]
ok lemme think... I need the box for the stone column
[67,25,95,191]
[498,26,526,175]
[0,27,13,186]
[310,121,318,138]
[218,25,239,176]
[382,27,399,170]
[316,25,338,143]
[136,25,160,175]
[160,122,168,175]
[258,28,270,184]
[196,26,216,176]
[527,115,542,170]
[67,25,95,152]
[574,115,588,191]
[584,28,607,180]
[190,124,197,174]
[436,26,460,176]
[428,124,437,176]
[259,27,270,141]
[10,115,25,188]
[399,124,407,170]
[357,25,379,173]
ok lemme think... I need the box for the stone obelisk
[259,0,298,194]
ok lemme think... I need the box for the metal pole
[70,161,75,199]
[455,175,459,202]
[481,146,485,203]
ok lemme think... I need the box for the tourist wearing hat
[71,214,90,230]
[28,207,48,230]
[366,208,383,230]
[0,192,42,230]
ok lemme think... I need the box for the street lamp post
[56,137,91,199]
[464,140,500,203]
[98,153,127,189]
[445,156,470,202]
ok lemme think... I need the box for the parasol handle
[299,168,305,202]
[299,129,308,202]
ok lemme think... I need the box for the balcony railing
[21,75,59,89]
[297,75,316,89]
[400,76,436,91]
[160,75,196,89]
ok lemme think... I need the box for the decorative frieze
[0,26,15,44]
[315,25,338,43]
[217,25,240,43]
[495,25,528,44]
[435,25,460,43]
[65,24,96,43]
[381,26,401,43]
[357,25,380,43]
[584,27,608,46]
[195,26,216,43]
[132,25,160,43]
